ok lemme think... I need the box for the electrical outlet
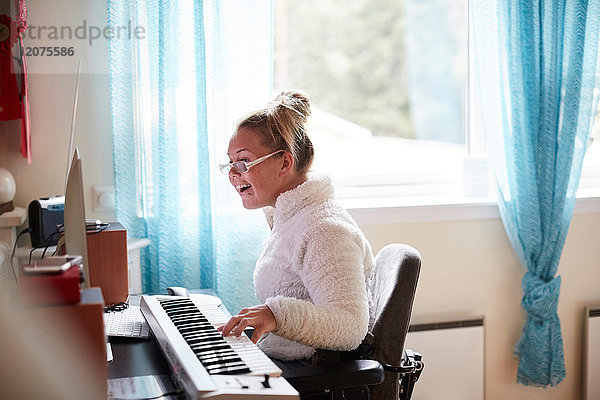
[92,186,115,212]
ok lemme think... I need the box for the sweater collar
[264,173,334,226]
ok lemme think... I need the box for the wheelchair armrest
[382,349,423,375]
[283,359,384,393]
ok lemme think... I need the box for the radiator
[584,306,600,400]
[404,318,484,400]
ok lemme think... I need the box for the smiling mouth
[236,184,252,193]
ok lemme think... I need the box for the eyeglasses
[219,150,285,174]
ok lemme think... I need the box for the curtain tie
[521,273,561,323]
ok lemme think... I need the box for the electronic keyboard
[140,294,299,399]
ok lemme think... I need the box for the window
[273,0,600,205]
[580,111,600,198]
[273,0,470,203]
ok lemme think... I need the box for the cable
[35,224,110,259]
[86,223,110,235]
[14,223,111,279]
[0,241,13,280]
[28,229,61,264]
[104,302,129,313]
[2,224,110,284]
[1,227,34,284]
[41,244,50,259]
[52,236,66,256]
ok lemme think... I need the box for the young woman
[218,90,374,362]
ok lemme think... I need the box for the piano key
[145,295,283,377]
[199,350,240,360]
[159,299,193,307]
[157,301,250,375]
[180,327,219,335]
[201,355,243,366]
[161,303,199,311]
[178,323,215,332]
[197,349,238,360]
[160,298,189,303]
[174,320,210,327]
[190,342,231,353]
[163,304,200,312]
[206,361,249,372]
[179,323,217,331]
[184,334,224,344]
[164,309,201,318]
[186,337,225,346]
[160,300,197,308]
[174,317,211,325]
[208,365,252,375]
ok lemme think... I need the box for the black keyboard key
[160,298,251,375]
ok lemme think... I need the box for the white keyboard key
[104,305,150,339]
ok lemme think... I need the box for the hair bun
[274,90,312,121]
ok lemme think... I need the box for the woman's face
[227,127,285,209]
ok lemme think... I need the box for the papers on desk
[108,375,180,399]
[107,342,113,362]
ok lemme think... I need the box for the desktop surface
[108,291,218,380]
[108,335,172,379]
[107,292,300,400]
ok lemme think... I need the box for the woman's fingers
[218,307,253,337]
[218,304,276,341]
[250,328,263,344]
[232,318,250,337]
[217,314,241,336]
[245,305,277,342]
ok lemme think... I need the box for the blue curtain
[107,0,214,294]
[203,1,274,314]
[107,1,274,308]
[472,0,600,387]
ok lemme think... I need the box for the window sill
[344,194,600,225]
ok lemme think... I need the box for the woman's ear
[279,151,295,176]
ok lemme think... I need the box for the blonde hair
[237,90,314,175]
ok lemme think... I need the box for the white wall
[0,0,116,224]
[0,1,599,399]
[361,213,600,400]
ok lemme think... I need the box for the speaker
[86,222,129,305]
[28,196,65,247]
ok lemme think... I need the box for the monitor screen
[64,147,90,288]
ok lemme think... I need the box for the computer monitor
[64,147,90,288]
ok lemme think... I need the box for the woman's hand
[217,304,276,344]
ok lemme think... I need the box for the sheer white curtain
[204,1,275,313]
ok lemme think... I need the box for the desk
[108,292,218,381]
[3,287,108,399]
[108,335,171,379]
[14,236,151,294]
[106,294,301,400]
[108,336,185,399]
[107,296,181,398]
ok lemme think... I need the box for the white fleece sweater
[254,174,374,361]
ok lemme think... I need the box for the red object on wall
[0,2,31,163]
[0,14,21,121]
[19,35,31,163]
[15,0,30,162]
